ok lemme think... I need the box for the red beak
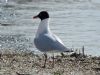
[33,15,38,19]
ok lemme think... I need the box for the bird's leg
[52,53,54,68]
[42,53,47,68]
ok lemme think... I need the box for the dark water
[0,0,100,56]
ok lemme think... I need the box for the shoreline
[0,50,100,75]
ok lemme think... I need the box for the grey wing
[51,34,71,52]
[34,33,70,52]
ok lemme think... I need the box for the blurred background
[0,0,100,56]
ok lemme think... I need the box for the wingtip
[65,48,74,52]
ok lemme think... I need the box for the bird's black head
[33,11,49,20]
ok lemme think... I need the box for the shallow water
[0,0,100,56]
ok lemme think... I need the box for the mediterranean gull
[33,11,72,68]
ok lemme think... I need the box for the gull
[33,11,72,68]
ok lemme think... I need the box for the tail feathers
[64,48,73,52]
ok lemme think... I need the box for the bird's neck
[36,18,50,37]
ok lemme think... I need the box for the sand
[0,50,100,75]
